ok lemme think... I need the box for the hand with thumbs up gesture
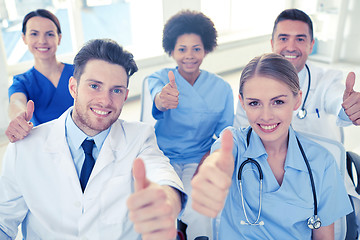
[5,98,35,143]
[191,129,234,218]
[155,71,179,112]
[127,158,182,240]
[342,72,360,125]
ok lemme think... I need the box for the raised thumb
[133,158,150,192]
[25,100,35,122]
[216,129,234,174]
[344,72,356,101]
[168,71,177,89]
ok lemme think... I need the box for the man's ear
[124,89,129,102]
[68,76,78,99]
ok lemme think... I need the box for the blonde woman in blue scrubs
[191,53,352,239]
[148,10,234,240]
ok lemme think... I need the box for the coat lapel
[43,108,83,193]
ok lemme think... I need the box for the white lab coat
[234,61,351,142]
[0,108,185,240]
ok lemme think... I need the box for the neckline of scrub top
[242,127,309,173]
[174,67,204,89]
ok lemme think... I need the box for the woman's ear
[58,33,62,45]
[22,33,27,44]
[239,94,245,109]
[294,90,303,110]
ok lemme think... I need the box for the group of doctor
[0,6,360,240]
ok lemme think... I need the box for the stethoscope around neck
[297,64,311,119]
[237,128,321,229]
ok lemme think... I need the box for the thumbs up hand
[342,72,360,125]
[127,158,181,240]
[5,100,35,143]
[155,71,179,111]
[191,129,235,218]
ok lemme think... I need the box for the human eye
[297,37,305,43]
[47,32,56,37]
[279,37,287,42]
[112,87,127,95]
[90,84,99,90]
[194,47,201,52]
[274,99,284,105]
[249,101,259,106]
[30,32,37,36]
[178,48,185,52]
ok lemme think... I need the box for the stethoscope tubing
[238,128,320,228]
[297,64,311,119]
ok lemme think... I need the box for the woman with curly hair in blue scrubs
[6,9,74,143]
[148,10,234,240]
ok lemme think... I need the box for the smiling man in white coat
[0,39,186,240]
[234,9,360,135]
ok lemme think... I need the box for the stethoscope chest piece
[297,109,307,119]
[307,215,321,229]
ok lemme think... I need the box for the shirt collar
[242,127,308,172]
[65,109,110,152]
[298,64,307,88]
[285,127,309,172]
[242,127,267,160]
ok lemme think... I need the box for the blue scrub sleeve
[8,75,28,99]
[0,229,11,240]
[148,72,168,120]
[317,153,353,226]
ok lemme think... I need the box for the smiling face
[171,33,206,83]
[271,20,314,72]
[69,59,129,136]
[240,75,302,146]
[22,16,61,60]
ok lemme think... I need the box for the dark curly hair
[162,10,217,56]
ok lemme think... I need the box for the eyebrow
[179,44,202,47]
[86,79,127,89]
[29,29,56,34]
[246,94,288,101]
[277,33,308,38]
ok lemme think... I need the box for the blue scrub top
[8,63,74,126]
[211,127,352,239]
[148,67,234,164]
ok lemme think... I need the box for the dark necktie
[80,139,95,192]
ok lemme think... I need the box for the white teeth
[92,109,109,115]
[260,124,277,130]
[37,48,49,51]
[284,55,297,59]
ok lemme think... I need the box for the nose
[97,90,113,107]
[38,34,47,44]
[185,50,193,59]
[260,106,274,122]
[286,39,296,51]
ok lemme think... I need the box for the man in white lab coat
[0,39,186,240]
[234,8,360,133]
[234,8,360,238]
